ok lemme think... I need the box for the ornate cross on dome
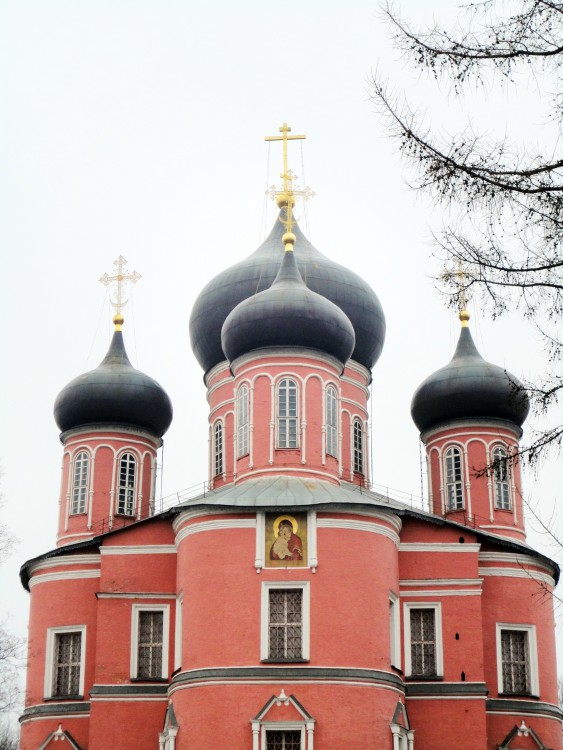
[265,123,313,248]
[99,255,141,328]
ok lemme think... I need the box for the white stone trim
[399,543,480,553]
[30,570,101,588]
[130,603,170,680]
[479,567,554,586]
[260,581,310,661]
[403,602,443,678]
[174,593,183,672]
[317,517,399,546]
[176,518,255,545]
[496,623,539,697]
[389,592,401,670]
[100,545,176,555]
[28,555,100,575]
[44,625,86,699]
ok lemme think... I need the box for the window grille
[353,420,363,473]
[268,589,302,660]
[117,453,136,515]
[444,446,463,510]
[410,608,436,676]
[266,731,302,750]
[214,422,223,476]
[237,385,249,457]
[493,446,511,510]
[137,611,164,679]
[277,379,298,449]
[71,451,89,514]
[501,629,529,693]
[326,386,337,457]
[53,632,82,696]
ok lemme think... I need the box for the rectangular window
[497,624,538,695]
[353,420,363,473]
[237,385,249,457]
[325,386,338,458]
[117,452,136,515]
[71,452,89,514]
[261,582,310,661]
[404,603,443,678]
[131,605,169,680]
[389,593,401,669]
[266,730,303,749]
[277,379,299,449]
[44,626,86,699]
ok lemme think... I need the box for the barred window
[501,629,529,694]
[137,611,164,679]
[353,419,363,473]
[268,589,302,660]
[493,446,511,510]
[444,446,464,510]
[117,452,136,516]
[214,422,224,477]
[410,608,437,677]
[326,386,338,457]
[237,385,249,457]
[52,632,82,697]
[266,730,302,750]
[277,379,298,449]
[71,451,89,515]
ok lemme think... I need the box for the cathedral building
[19,126,562,750]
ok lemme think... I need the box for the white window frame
[403,602,443,678]
[277,378,299,449]
[353,419,364,473]
[71,451,89,515]
[390,593,401,670]
[261,581,310,661]
[325,385,338,458]
[444,445,464,511]
[496,623,539,696]
[174,594,183,672]
[237,384,249,458]
[117,451,137,516]
[492,445,511,510]
[261,724,305,750]
[44,625,86,699]
[130,604,170,680]
[213,421,224,477]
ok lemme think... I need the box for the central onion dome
[189,212,385,374]
[221,247,355,367]
[54,317,173,438]
[411,312,530,434]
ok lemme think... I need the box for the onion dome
[189,212,385,374]
[54,316,173,437]
[411,312,530,433]
[221,246,355,367]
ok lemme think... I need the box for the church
[18,125,562,750]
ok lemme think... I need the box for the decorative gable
[499,721,550,750]
[38,725,83,750]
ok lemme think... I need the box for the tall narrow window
[277,379,298,449]
[409,608,437,677]
[353,419,363,473]
[493,445,511,510]
[497,624,538,696]
[326,386,338,457]
[52,632,82,697]
[137,611,164,679]
[117,452,136,516]
[71,451,89,515]
[214,422,224,476]
[444,446,463,510]
[268,589,303,660]
[237,385,249,457]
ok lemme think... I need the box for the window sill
[405,675,443,681]
[44,695,84,701]
[114,513,136,519]
[494,507,513,513]
[261,658,309,664]
[499,691,538,699]
[131,676,168,683]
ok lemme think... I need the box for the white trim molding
[130,604,170,680]
[260,581,311,661]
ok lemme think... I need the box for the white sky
[1,0,561,716]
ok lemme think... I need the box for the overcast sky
[1,0,561,711]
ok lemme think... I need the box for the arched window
[71,451,89,515]
[353,419,363,474]
[214,422,224,477]
[237,385,249,457]
[277,378,298,448]
[326,386,338,457]
[444,446,463,510]
[493,445,511,510]
[117,452,136,516]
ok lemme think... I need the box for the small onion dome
[54,327,173,437]
[411,318,529,434]
[189,212,385,374]
[221,248,355,367]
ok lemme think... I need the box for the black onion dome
[411,324,530,433]
[221,249,355,366]
[189,212,385,373]
[54,329,173,437]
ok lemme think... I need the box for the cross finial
[265,122,310,252]
[456,259,470,327]
[99,255,141,330]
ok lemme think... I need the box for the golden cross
[265,123,306,243]
[455,259,470,327]
[99,256,141,323]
